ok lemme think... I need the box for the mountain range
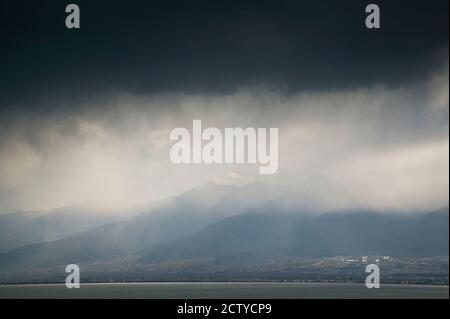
[0,183,448,277]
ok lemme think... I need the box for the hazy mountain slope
[0,207,123,253]
[0,180,447,272]
[139,207,449,263]
[0,183,276,270]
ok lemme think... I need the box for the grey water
[0,282,448,299]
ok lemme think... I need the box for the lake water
[0,282,448,299]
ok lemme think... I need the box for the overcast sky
[0,0,448,213]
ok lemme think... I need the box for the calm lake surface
[0,282,448,299]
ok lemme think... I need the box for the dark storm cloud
[0,0,448,213]
[0,0,448,110]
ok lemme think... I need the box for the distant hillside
[0,207,122,253]
[0,183,276,270]
[139,207,449,263]
[0,181,447,273]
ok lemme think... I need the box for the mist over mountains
[0,183,448,279]
[0,0,447,287]
[140,207,449,263]
[0,207,130,253]
[0,183,274,269]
